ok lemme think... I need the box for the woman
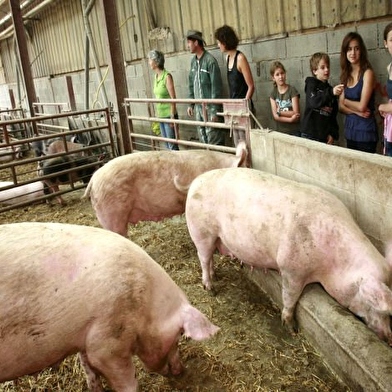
[378,22,392,156]
[214,25,254,145]
[339,32,378,153]
[148,50,179,150]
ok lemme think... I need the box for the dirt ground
[0,190,351,392]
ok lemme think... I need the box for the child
[378,22,392,156]
[269,61,300,135]
[301,52,344,144]
[339,32,378,153]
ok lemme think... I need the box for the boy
[301,52,344,144]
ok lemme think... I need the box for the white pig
[185,168,392,344]
[0,222,219,392]
[0,181,46,205]
[84,142,247,236]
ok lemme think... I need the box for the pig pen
[0,191,350,392]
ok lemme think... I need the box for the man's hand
[187,106,194,117]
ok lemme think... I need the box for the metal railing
[124,98,253,155]
[0,107,116,212]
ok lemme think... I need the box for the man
[186,30,225,145]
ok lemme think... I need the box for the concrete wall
[250,128,392,250]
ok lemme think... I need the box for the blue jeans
[159,119,179,150]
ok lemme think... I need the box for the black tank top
[227,51,248,99]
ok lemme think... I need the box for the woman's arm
[343,69,374,112]
[339,90,370,117]
[237,53,254,100]
[379,101,392,115]
[166,73,177,116]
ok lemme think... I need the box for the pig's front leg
[280,274,304,333]
[87,349,138,392]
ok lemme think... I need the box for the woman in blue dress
[339,32,378,153]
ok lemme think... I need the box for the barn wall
[1,0,392,84]
[2,19,391,144]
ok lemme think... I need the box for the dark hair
[340,32,372,85]
[188,37,204,48]
[309,52,330,73]
[214,25,239,50]
[384,22,392,41]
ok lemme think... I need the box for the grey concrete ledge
[245,267,392,392]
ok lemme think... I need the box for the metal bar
[36,123,70,131]
[127,115,246,131]
[125,98,247,104]
[66,76,76,112]
[130,133,236,153]
[0,108,108,125]
[104,107,117,156]
[33,102,70,107]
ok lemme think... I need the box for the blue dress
[344,75,378,142]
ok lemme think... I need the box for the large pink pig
[84,142,247,236]
[185,168,392,344]
[0,222,219,392]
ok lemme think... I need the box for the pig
[0,181,46,205]
[46,140,86,155]
[0,145,22,162]
[31,136,78,157]
[185,167,392,344]
[84,142,248,236]
[38,154,99,205]
[0,222,219,392]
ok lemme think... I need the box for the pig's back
[186,168,360,268]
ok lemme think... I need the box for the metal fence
[124,98,254,159]
[0,107,116,212]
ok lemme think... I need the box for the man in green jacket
[186,30,225,145]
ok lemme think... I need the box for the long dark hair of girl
[340,32,372,86]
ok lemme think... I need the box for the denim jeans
[159,119,179,150]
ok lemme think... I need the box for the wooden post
[99,0,131,155]
[8,0,37,117]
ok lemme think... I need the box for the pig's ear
[360,280,392,314]
[182,305,220,341]
[233,141,247,167]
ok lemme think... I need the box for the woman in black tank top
[214,25,254,100]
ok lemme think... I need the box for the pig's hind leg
[79,352,104,392]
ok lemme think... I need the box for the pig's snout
[169,358,184,376]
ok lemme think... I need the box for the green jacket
[188,50,222,116]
